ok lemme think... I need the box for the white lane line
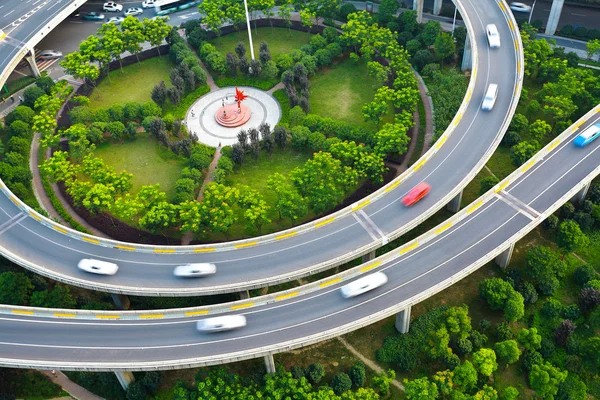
[494,193,536,221]
[352,213,379,241]
[4,10,14,17]
[358,209,387,244]
[571,13,587,17]
[0,212,26,235]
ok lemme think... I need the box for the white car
[77,259,119,276]
[124,7,143,17]
[0,29,6,40]
[486,24,501,49]
[38,50,63,59]
[173,263,217,278]
[150,15,169,21]
[510,2,532,12]
[196,315,247,333]
[105,16,125,24]
[482,83,499,111]
[340,272,388,299]
[103,2,123,12]
[142,0,156,8]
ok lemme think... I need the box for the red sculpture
[235,87,248,110]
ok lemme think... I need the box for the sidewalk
[41,370,104,400]
[0,86,30,119]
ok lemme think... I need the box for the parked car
[340,272,389,299]
[486,24,501,48]
[83,12,105,21]
[38,50,63,59]
[510,2,532,12]
[103,1,123,12]
[574,123,600,147]
[481,83,499,111]
[402,182,432,206]
[77,259,119,275]
[142,0,156,8]
[124,7,143,17]
[196,315,247,333]
[105,16,125,25]
[173,263,217,278]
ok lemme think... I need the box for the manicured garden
[210,27,309,59]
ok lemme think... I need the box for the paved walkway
[0,85,31,119]
[397,110,420,174]
[414,72,435,156]
[40,370,104,400]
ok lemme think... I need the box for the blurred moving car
[481,83,499,111]
[38,50,63,59]
[77,259,119,275]
[103,2,123,12]
[150,15,169,21]
[510,2,532,12]
[574,123,600,147]
[124,7,143,16]
[486,24,501,48]
[142,0,156,8]
[105,16,125,25]
[0,29,5,40]
[402,182,432,206]
[196,315,247,333]
[173,263,217,278]
[83,12,105,21]
[340,272,389,299]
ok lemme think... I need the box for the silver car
[38,50,63,59]
[510,2,532,12]
[105,16,125,25]
[196,315,247,333]
[173,263,217,278]
[481,83,498,111]
[486,24,501,49]
[124,7,143,17]
[340,272,389,299]
[77,259,119,275]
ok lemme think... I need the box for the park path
[40,370,105,400]
[336,337,405,392]
[397,110,420,173]
[415,72,435,156]
[267,82,284,94]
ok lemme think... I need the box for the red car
[402,182,431,206]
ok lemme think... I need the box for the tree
[556,374,587,400]
[30,285,76,308]
[267,173,307,224]
[306,363,325,384]
[480,176,499,195]
[278,1,294,35]
[348,363,366,387]
[299,9,315,39]
[501,386,520,400]
[372,370,395,396]
[579,287,600,312]
[510,140,540,166]
[378,0,399,25]
[23,86,45,108]
[374,123,410,155]
[434,33,455,66]
[274,126,288,149]
[238,186,271,234]
[362,101,388,127]
[529,119,552,141]
[143,17,171,57]
[60,51,100,86]
[517,328,542,351]
[443,305,472,340]
[554,320,576,347]
[479,278,514,310]
[126,381,146,400]
[139,201,179,233]
[151,81,168,106]
[504,292,525,322]
[557,220,590,253]
[99,22,125,71]
[422,21,442,47]
[543,95,577,129]
[453,361,478,393]
[404,377,439,400]
[0,272,33,305]
[424,326,451,359]
[494,340,521,366]
[472,348,498,377]
[529,362,567,400]
[121,16,146,62]
[585,38,600,62]
[332,372,353,395]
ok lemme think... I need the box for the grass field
[88,57,174,110]
[309,58,393,131]
[210,27,309,59]
[93,132,188,200]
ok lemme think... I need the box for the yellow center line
[575,120,586,129]
[54,313,76,318]
[185,310,209,316]
[352,199,370,212]
[320,278,342,288]
[385,180,401,192]
[435,135,448,149]
[154,249,175,253]
[521,160,536,173]
[399,242,419,255]
[435,222,452,235]
[467,201,483,214]
[498,1,506,11]
[12,310,34,315]
[517,61,521,73]
[276,232,297,240]
[495,181,509,193]
[413,158,427,171]
[231,302,254,310]
[361,261,382,273]
[315,217,335,228]
[234,242,257,249]
[508,20,514,31]
[10,196,19,205]
[82,237,100,244]
[96,315,120,319]
[453,112,463,126]
[547,140,561,151]
[140,314,164,319]
[53,226,68,234]
[514,39,519,51]
[194,248,215,253]
[115,245,136,251]
[29,212,41,221]
[276,292,299,301]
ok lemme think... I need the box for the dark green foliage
[35,75,55,94]
[523,350,544,371]
[563,305,581,320]
[306,363,325,384]
[479,176,499,195]
[348,362,366,387]
[151,81,168,106]
[289,365,305,380]
[557,374,587,400]
[30,285,76,308]
[141,371,162,394]
[126,381,146,400]
[543,298,564,318]
[5,105,35,126]
[573,211,594,232]
[554,320,576,347]
[22,85,45,108]
[454,338,473,355]
[573,264,596,286]
[470,330,488,349]
[479,319,491,331]
[544,214,559,230]
[495,321,514,341]
[540,337,556,358]
[562,202,576,219]
[501,131,521,146]
[331,372,352,395]
[517,281,539,304]
[0,272,33,305]
[443,352,461,370]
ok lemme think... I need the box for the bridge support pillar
[545,0,565,35]
[264,353,276,373]
[239,290,250,300]
[433,0,443,15]
[495,243,514,269]
[395,306,412,333]
[362,251,376,263]
[25,50,41,78]
[111,293,130,310]
[447,190,463,213]
[413,0,424,23]
[461,35,472,71]
[115,371,135,390]
[571,182,591,205]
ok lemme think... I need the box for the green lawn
[309,58,393,131]
[93,132,188,200]
[210,27,310,59]
[88,57,174,110]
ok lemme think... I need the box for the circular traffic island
[185,87,281,148]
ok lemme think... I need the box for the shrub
[562,305,581,320]
[495,322,514,341]
[544,214,559,230]
[151,81,168,106]
[561,25,574,36]
[573,264,596,286]
[562,202,576,219]
[6,105,35,125]
[23,85,45,108]
[554,320,576,347]
[337,3,357,21]
[306,363,325,384]
[518,281,539,305]
[479,175,499,195]
[331,372,352,395]
[542,298,563,318]
[175,178,196,194]
[9,120,31,138]
[70,106,95,125]
[573,211,594,232]
[574,26,588,38]
[523,350,544,371]
[443,352,461,369]
[501,131,521,147]
[290,365,305,380]
[455,338,473,355]
[348,362,366,387]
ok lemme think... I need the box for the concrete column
[362,250,376,263]
[25,50,41,78]
[111,293,130,310]
[495,243,515,269]
[413,0,424,24]
[239,290,250,300]
[461,35,472,71]
[115,371,135,390]
[446,190,463,213]
[545,0,565,36]
[433,0,443,15]
[264,353,276,373]
[571,182,590,205]
[395,306,412,333]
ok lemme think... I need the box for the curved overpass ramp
[0,104,598,371]
[0,0,524,296]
